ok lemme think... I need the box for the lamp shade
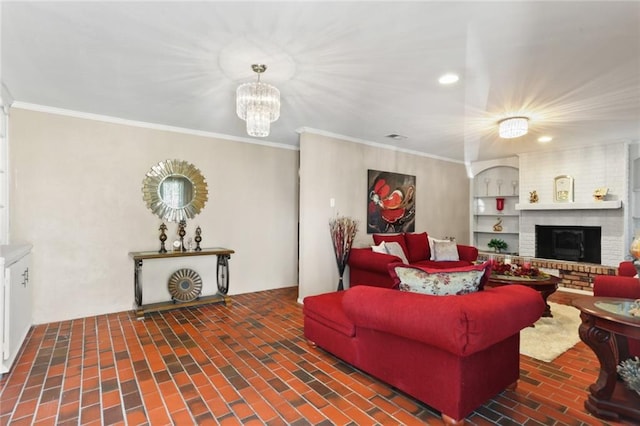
[498,117,528,139]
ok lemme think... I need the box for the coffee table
[573,296,640,422]
[487,274,561,317]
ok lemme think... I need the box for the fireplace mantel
[515,200,622,211]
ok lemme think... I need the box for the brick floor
[0,287,634,425]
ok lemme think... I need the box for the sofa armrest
[593,275,640,299]
[343,285,544,356]
[456,244,478,262]
[348,247,402,274]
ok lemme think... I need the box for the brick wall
[518,143,628,267]
[478,253,618,292]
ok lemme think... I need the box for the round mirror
[142,159,208,222]
[160,176,194,209]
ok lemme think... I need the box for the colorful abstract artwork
[367,170,416,233]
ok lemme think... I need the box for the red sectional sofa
[593,260,640,356]
[303,285,545,425]
[348,232,478,288]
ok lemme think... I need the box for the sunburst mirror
[142,159,208,222]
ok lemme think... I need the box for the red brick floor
[0,287,634,425]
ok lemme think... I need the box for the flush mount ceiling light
[236,64,280,137]
[498,116,529,139]
[538,136,553,143]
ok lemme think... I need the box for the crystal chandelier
[236,64,280,137]
[498,117,529,139]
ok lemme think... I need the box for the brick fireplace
[517,143,628,270]
[519,207,624,267]
[514,143,628,292]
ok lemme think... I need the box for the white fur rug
[520,302,582,362]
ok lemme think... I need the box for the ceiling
[2,1,640,163]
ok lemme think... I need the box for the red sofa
[348,232,479,288]
[303,285,544,425]
[593,260,640,356]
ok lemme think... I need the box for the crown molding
[10,102,299,151]
[296,127,464,165]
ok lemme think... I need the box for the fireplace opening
[535,225,601,264]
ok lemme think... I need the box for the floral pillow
[388,262,490,295]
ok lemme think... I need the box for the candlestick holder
[158,223,168,253]
[194,226,202,252]
[178,220,187,252]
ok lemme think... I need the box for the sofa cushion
[404,232,430,262]
[388,262,490,295]
[428,236,449,260]
[373,233,409,260]
[433,240,460,261]
[384,242,409,264]
[371,242,387,254]
[303,291,355,337]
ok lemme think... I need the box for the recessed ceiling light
[538,136,553,143]
[438,73,459,85]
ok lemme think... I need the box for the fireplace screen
[536,225,601,264]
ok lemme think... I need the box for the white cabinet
[472,166,520,254]
[1,243,33,375]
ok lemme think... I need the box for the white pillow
[428,237,450,260]
[384,241,409,264]
[433,240,460,261]
[371,242,388,254]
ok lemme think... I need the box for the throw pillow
[373,234,409,260]
[388,262,489,295]
[404,232,430,263]
[371,242,388,254]
[433,240,460,261]
[428,236,450,260]
[384,242,409,264]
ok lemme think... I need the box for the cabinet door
[2,254,31,370]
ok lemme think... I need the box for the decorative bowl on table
[491,262,549,281]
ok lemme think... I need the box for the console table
[573,296,640,422]
[129,247,234,318]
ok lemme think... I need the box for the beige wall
[9,108,299,323]
[298,131,470,301]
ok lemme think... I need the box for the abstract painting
[367,169,415,234]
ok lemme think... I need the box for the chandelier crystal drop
[236,64,280,137]
[498,117,529,139]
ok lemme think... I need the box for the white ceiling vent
[385,134,407,140]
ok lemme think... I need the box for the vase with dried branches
[329,215,359,291]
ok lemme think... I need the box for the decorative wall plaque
[554,175,574,202]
